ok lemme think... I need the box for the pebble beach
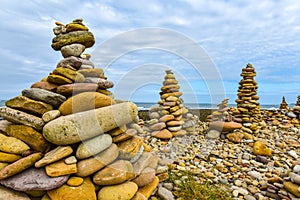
[0,18,300,200]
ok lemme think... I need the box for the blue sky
[0,0,300,105]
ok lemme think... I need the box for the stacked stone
[206,98,231,122]
[148,69,189,140]
[280,96,290,111]
[0,19,160,200]
[234,63,261,124]
[293,95,300,117]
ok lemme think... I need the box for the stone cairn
[147,69,189,140]
[234,63,261,124]
[0,19,160,200]
[280,96,290,111]
[206,98,231,122]
[293,95,300,118]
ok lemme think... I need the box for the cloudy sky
[1,0,300,105]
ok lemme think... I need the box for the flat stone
[42,110,61,122]
[76,134,112,159]
[0,185,30,200]
[5,95,53,116]
[22,88,66,108]
[45,160,77,177]
[61,43,85,58]
[31,81,58,92]
[166,120,184,126]
[0,107,44,130]
[132,167,156,187]
[0,167,69,191]
[112,128,137,143]
[0,152,21,162]
[78,68,104,77]
[118,136,143,160]
[289,172,300,185]
[6,125,50,152]
[209,121,242,132]
[67,177,84,187]
[76,144,119,177]
[52,30,95,50]
[0,152,43,180]
[150,122,166,131]
[35,146,73,168]
[47,74,73,85]
[93,160,134,185]
[47,177,96,200]
[98,181,138,200]
[52,67,85,83]
[58,92,115,115]
[56,83,98,96]
[168,125,182,132]
[0,133,29,154]
[159,115,175,122]
[43,102,138,145]
[57,56,94,70]
[84,77,114,89]
[151,129,173,139]
[65,20,89,32]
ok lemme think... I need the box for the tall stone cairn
[279,96,290,111]
[293,95,300,117]
[206,98,231,122]
[148,69,189,139]
[0,19,159,200]
[235,63,261,123]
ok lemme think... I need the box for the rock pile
[206,98,231,122]
[147,69,189,139]
[234,63,261,124]
[293,95,300,118]
[279,96,290,111]
[0,19,160,200]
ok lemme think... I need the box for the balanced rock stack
[280,96,290,111]
[206,98,231,122]
[147,69,189,139]
[0,19,160,200]
[293,95,300,118]
[234,63,261,124]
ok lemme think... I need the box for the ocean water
[134,102,283,110]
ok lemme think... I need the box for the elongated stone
[22,88,66,108]
[35,146,73,168]
[0,153,43,180]
[76,134,112,159]
[0,107,44,130]
[0,167,69,191]
[76,144,119,177]
[5,95,53,116]
[43,102,138,145]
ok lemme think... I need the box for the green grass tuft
[168,171,233,200]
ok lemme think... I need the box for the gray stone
[288,150,298,159]
[289,172,300,184]
[76,134,112,159]
[61,43,85,58]
[158,186,175,200]
[0,107,44,130]
[56,56,94,70]
[256,155,269,164]
[0,167,69,191]
[0,185,30,200]
[247,170,262,180]
[206,129,220,139]
[0,120,12,133]
[287,112,297,118]
[133,152,158,175]
[22,88,66,108]
[85,77,114,89]
[293,164,300,174]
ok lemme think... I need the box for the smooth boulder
[43,102,138,145]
